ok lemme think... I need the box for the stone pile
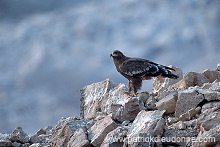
[0,64,220,147]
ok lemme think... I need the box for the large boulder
[80,79,147,122]
[50,117,94,147]
[126,110,165,146]
[88,115,118,147]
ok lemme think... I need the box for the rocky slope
[0,63,220,147]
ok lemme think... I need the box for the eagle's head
[110,50,125,59]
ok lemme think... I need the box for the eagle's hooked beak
[110,52,117,57]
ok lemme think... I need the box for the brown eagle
[110,50,178,94]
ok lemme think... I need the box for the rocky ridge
[0,64,220,147]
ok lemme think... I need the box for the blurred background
[0,0,219,134]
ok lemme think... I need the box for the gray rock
[198,89,220,101]
[145,95,157,110]
[12,141,22,147]
[192,125,220,147]
[200,69,220,83]
[170,121,187,130]
[101,126,129,147]
[30,134,50,145]
[9,126,30,143]
[80,79,116,120]
[178,107,201,121]
[201,113,220,131]
[202,82,220,92]
[50,117,94,147]
[88,116,118,147]
[201,101,220,114]
[67,128,90,147]
[156,92,177,114]
[175,88,204,117]
[126,110,165,146]
[0,139,12,147]
[81,80,147,122]
[29,143,42,147]
[217,63,220,71]
[166,72,209,91]
[152,66,183,94]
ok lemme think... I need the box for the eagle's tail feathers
[164,73,179,79]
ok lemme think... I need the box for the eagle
[110,50,178,95]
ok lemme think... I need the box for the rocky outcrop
[0,64,220,146]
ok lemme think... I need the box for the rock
[111,95,146,122]
[67,128,90,147]
[101,126,129,147]
[9,126,30,143]
[88,116,118,147]
[171,121,187,130]
[145,95,157,110]
[178,107,201,121]
[198,89,220,101]
[12,142,22,146]
[30,134,50,145]
[152,66,183,94]
[80,79,116,119]
[166,72,209,91]
[29,143,42,147]
[126,110,165,146]
[175,88,204,117]
[192,125,220,147]
[201,115,220,132]
[50,117,95,147]
[36,128,46,136]
[156,92,178,114]
[201,69,220,83]
[201,101,220,114]
[202,82,220,92]
[0,139,12,147]
[217,63,220,71]
[81,80,146,122]
[163,126,198,147]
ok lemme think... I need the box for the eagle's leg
[126,78,142,96]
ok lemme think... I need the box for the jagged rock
[101,126,129,147]
[156,92,178,114]
[80,79,116,119]
[12,142,22,146]
[88,115,118,147]
[166,72,209,91]
[50,117,95,147]
[199,89,220,101]
[178,107,201,121]
[200,112,220,132]
[152,66,183,94]
[21,143,30,147]
[30,134,50,146]
[81,79,147,122]
[217,63,220,71]
[170,121,187,130]
[175,88,204,117]
[29,143,42,147]
[0,139,12,147]
[163,126,199,147]
[201,69,220,83]
[111,95,146,122]
[67,128,90,147]
[145,95,157,110]
[201,101,220,114]
[126,110,165,146]
[192,125,220,147]
[9,126,30,144]
[202,82,220,92]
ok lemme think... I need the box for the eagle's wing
[119,58,159,77]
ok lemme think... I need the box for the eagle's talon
[123,91,138,97]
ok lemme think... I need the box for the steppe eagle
[110,50,178,95]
